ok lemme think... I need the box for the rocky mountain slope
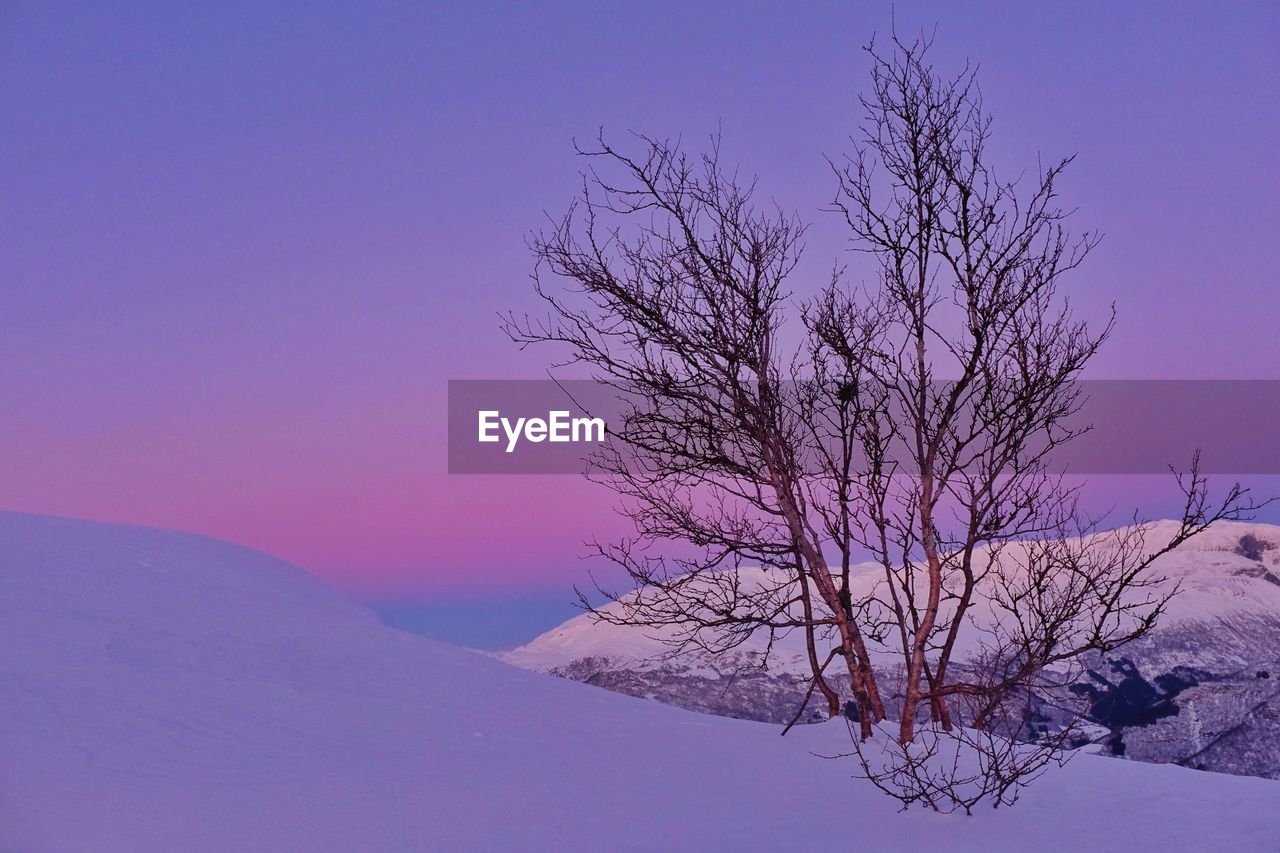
[505,521,1280,778]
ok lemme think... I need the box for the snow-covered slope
[509,521,1280,670]
[1,512,1277,851]
[505,521,1280,774]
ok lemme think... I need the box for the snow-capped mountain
[505,520,1280,779]
[2,510,1277,850]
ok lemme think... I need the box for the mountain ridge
[504,519,1280,776]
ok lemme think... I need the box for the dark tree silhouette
[505,30,1266,812]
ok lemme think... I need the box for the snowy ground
[505,519,1280,676]
[1,512,1277,851]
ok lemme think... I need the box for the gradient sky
[2,2,1278,645]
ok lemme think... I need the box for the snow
[505,520,1280,674]
[1,511,1277,851]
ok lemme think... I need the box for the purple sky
[2,3,1277,643]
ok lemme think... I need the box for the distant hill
[506,520,1280,779]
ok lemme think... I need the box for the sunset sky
[2,2,1277,646]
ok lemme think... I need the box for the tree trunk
[900,475,944,744]
[797,559,841,719]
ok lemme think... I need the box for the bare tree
[506,30,1266,812]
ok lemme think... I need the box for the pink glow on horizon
[0,408,625,595]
